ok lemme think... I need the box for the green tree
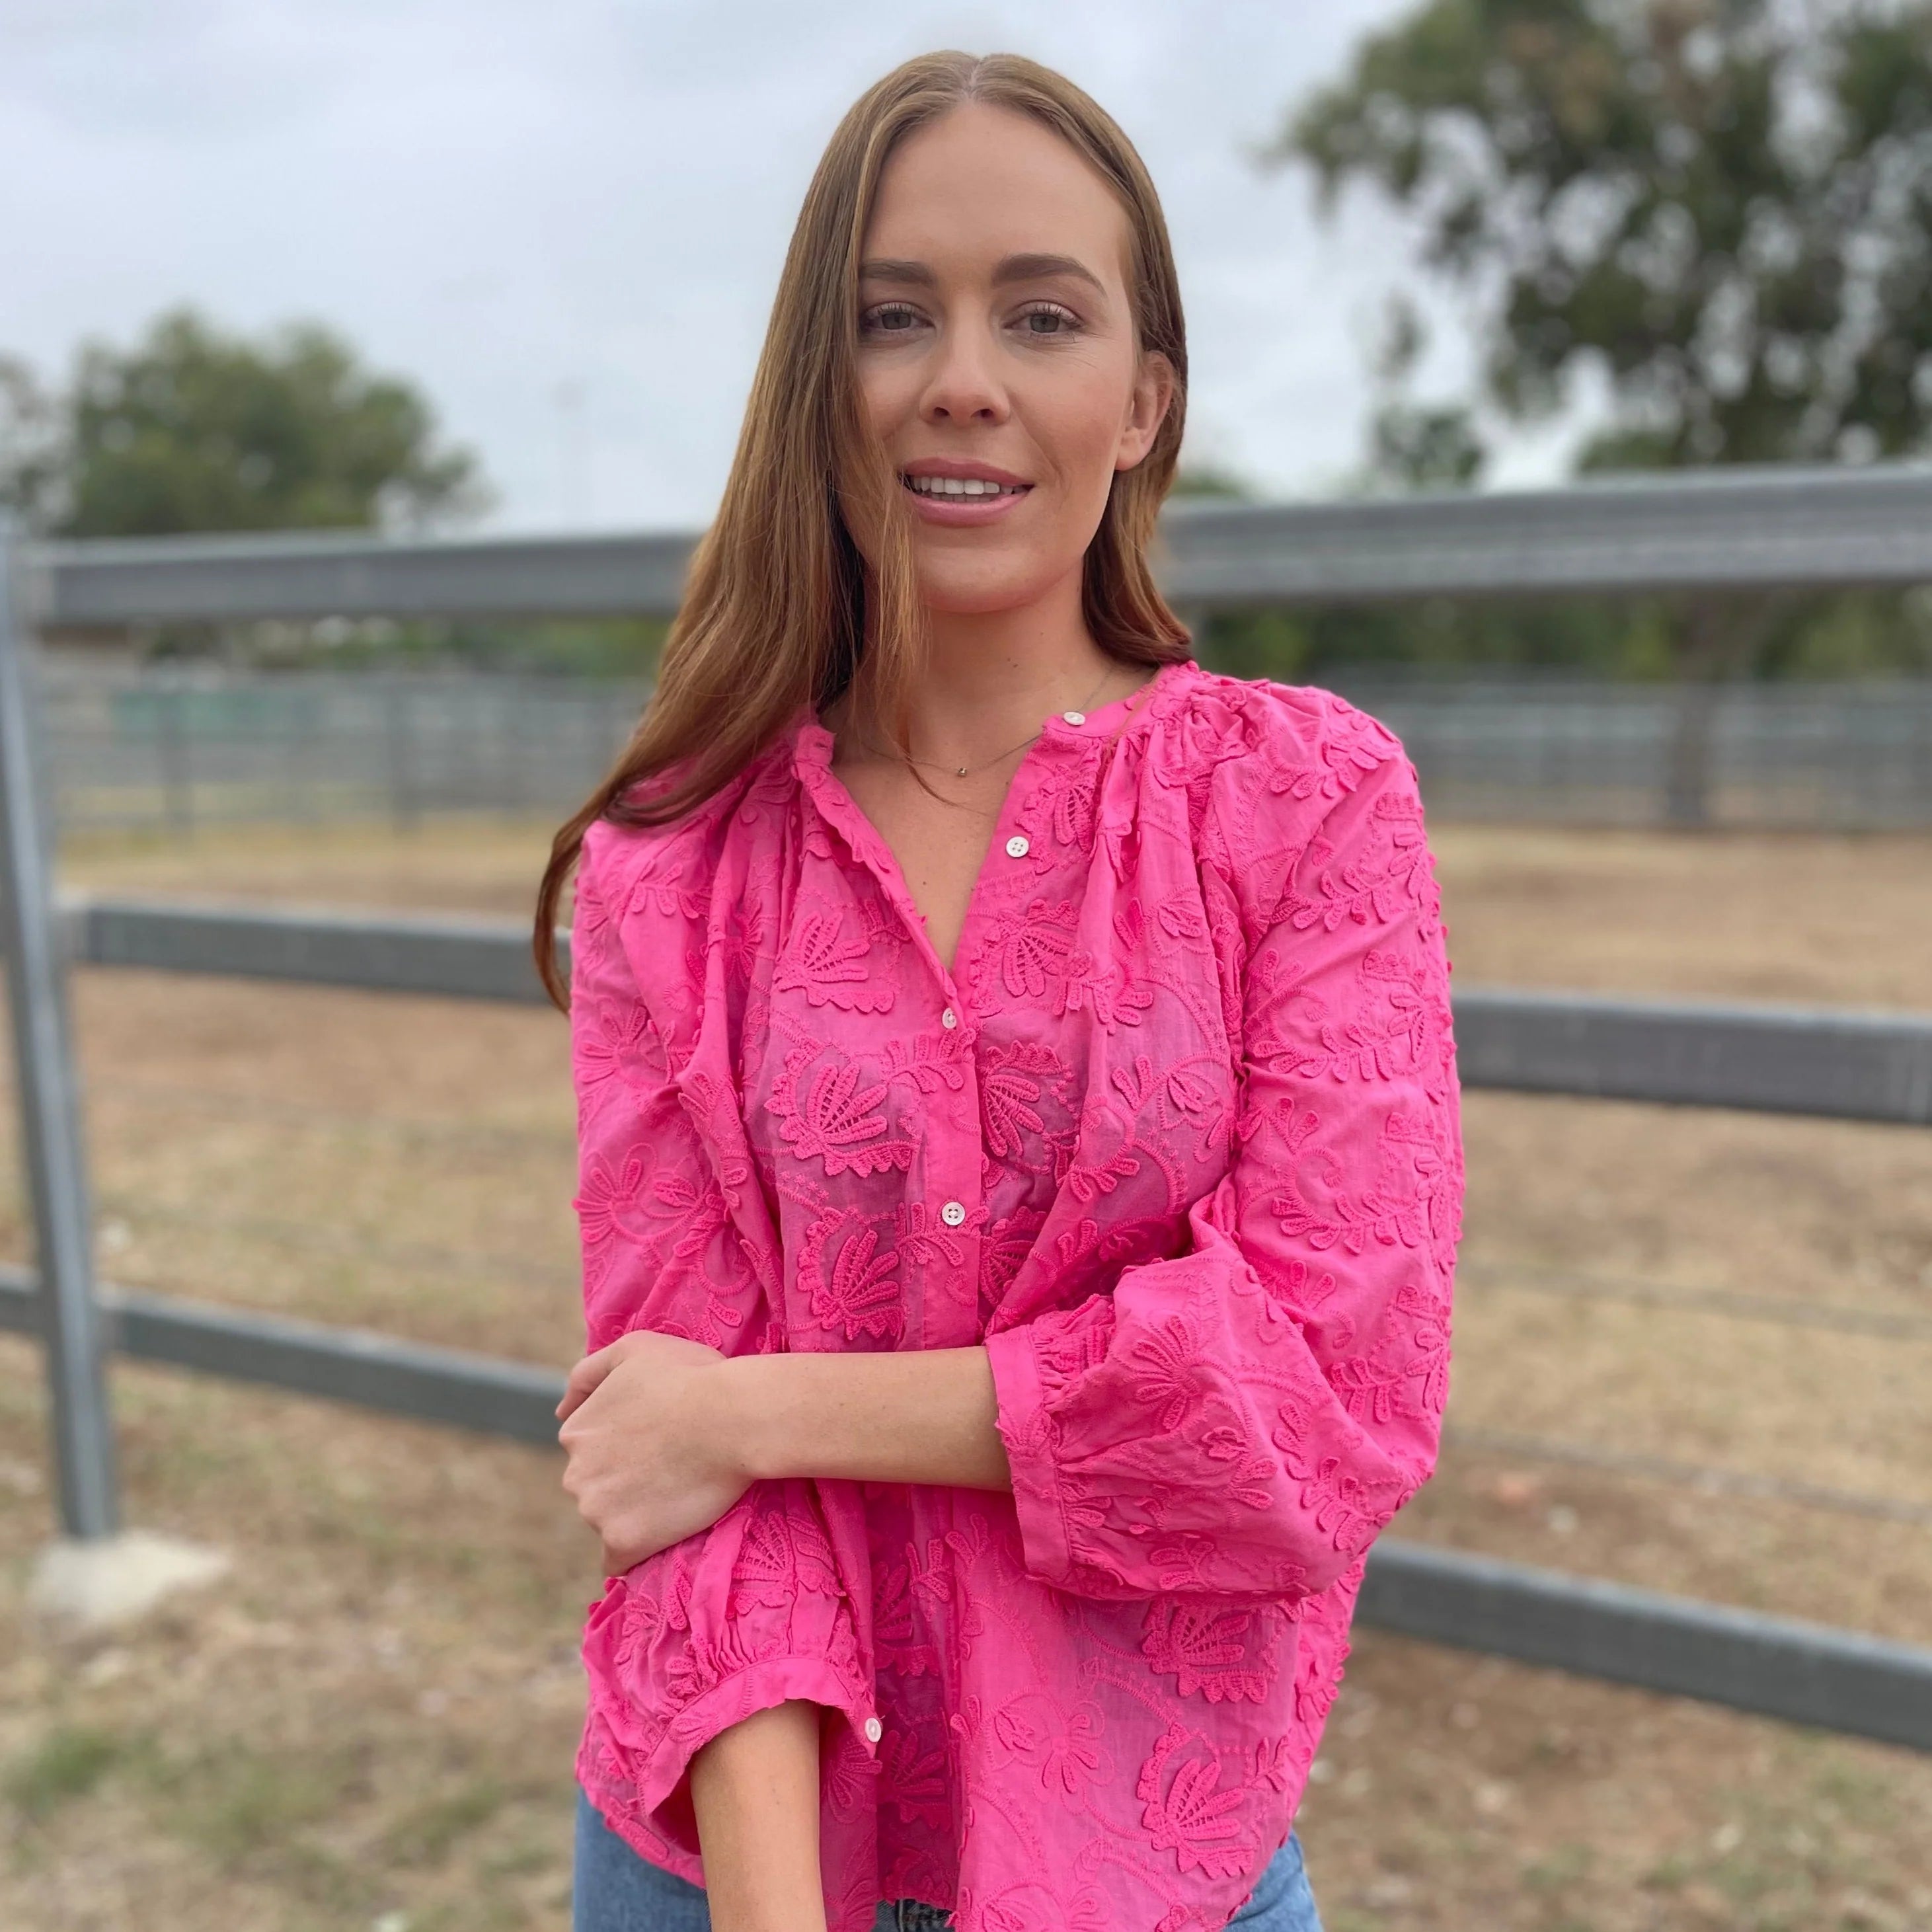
[5,307,486,538]
[1272,0,1932,816]
[0,355,62,524]
[1282,0,1932,470]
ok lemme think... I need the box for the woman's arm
[728,1345,1013,1490]
[557,1338,1010,1573]
[688,1699,829,1932]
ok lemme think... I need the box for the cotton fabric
[568,658,1463,1932]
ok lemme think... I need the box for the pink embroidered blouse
[568,658,1464,1932]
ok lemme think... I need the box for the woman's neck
[835,570,1130,772]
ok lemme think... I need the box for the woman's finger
[554,1341,621,1420]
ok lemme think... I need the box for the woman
[538,48,1462,1932]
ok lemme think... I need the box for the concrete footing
[27,1530,231,1631]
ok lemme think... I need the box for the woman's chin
[913,561,1068,619]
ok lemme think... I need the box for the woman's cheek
[1046,391,1137,506]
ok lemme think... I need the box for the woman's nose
[919,321,1009,424]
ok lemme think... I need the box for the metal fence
[6,462,1932,1759]
[1329,671,1932,829]
[38,662,650,835]
[32,659,1932,835]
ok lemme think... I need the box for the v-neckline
[794,663,1179,996]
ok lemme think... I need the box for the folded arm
[558,1329,1012,1570]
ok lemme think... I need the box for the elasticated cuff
[630,1648,880,1869]
[984,1321,1075,1590]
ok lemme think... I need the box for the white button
[1062,711,1086,725]
[1004,834,1030,859]
[941,1007,958,1029]
[863,1716,883,1743]
[941,1200,966,1228]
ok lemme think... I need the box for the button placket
[919,995,983,1349]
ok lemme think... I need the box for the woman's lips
[900,475,1033,525]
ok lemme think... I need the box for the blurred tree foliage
[1284,0,1932,474]
[1,309,668,674]
[1197,0,1932,738]
[3,307,486,537]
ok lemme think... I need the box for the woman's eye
[861,304,921,336]
[1019,305,1079,336]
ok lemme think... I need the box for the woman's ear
[1115,350,1176,473]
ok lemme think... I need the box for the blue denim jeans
[573,1783,1325,1931]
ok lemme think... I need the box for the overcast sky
[1,0,1569,534]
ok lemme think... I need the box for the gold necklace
[859,664,1119,779]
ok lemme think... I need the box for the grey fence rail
[30,461,1932,622]
[34,662,1932,837]
[5,462,1932,1760]
[28,460,1932,835]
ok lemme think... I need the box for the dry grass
[1,812,1929,1931]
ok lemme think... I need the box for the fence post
[385,676,420,832]
[0,530,120,1539]
[158,674,194,838]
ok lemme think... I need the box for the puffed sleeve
[568,814,880,1875]
[983,695,1463,1605]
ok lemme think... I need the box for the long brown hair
[533,49,1192,1009]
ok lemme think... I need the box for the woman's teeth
[902,475,1026,497]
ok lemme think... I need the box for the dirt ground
[2,812,1931,1932]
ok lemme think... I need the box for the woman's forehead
[863,104,1132,288]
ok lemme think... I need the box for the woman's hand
[556,1331,751,1576]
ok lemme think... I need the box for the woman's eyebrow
[857,252,1107,296]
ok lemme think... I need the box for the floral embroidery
[729,1487,846,1612]
[1198,1422,1281,1509]
[980,1038,1070,1164]
[882,1027,972,1094]
[798,1204,903,1344]
[1273,1395,1415,1557]
[989,1691,1112,1799]
[766,1044,917,1178]
[775,900,900,1013]
[892,1200,971,1272]
[880,1725,952,1828]
[1136,1724,1256,1878]
[978,898,1079,1003]
[1141,1598,1282,1703]
[576,993,657,1089]
[1063,946,1155,1029]
[1120,1316,1214,1432]
[574,1145,650,1254]
[978,1209,1044,1304]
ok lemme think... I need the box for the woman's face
[850,100,1174,619]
